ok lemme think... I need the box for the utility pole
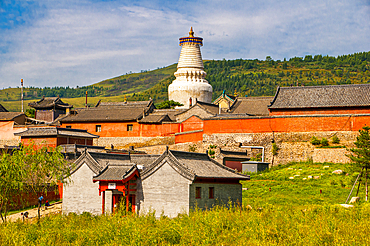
[21,79,24,112]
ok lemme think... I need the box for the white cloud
[0,0,369,88]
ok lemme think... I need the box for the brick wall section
[189,183,242,210]
[62,164,102,215]
[137,162,192,218]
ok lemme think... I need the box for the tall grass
[1,204,370,245]
[2,161,367,245]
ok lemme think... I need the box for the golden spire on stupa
[189,27,194,37]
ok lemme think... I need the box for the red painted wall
[59,114,370,144]
[61,121,140,137]
[175,131,203,144]
[203,115,370,134]
[22,137,93,148]
[224,160,243,172]
[61,121,181,137]
[10,187,60,210]
[22,137,58,148]
[57,137,93,146]
[180,116,203,132]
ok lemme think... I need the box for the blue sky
[0,0,369,88]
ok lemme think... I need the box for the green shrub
[272,143,279,156]
[311,136,321,145]
[332,135,340,144]
[208,150,215,156]
[209,144,217,149]
[321,138,329,146]
[188,144,197,152]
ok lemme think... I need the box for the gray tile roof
[89,152,131,166]
[175,101,219,120]
[29,97,72,109]
[95,100,152,107]
[14,127,99,138]
[196,101,220,115]
[230,97,273,116]
[138,114,172,123]
[0,112,24,120]
[170,150,249,179]
[141,149,249,181]
[269,84,370,109]
[93,164,137,181]
[0,104,8,112]
[152,109,186,121]
[73,150,161,176]
[130,154,160,167]
[61,100,155,122]
[220,149,249,159]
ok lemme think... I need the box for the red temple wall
[180,116,203,132]
[203,115,370,134]
[61,121,141,137]
[175,131,203,144]
[22,137,58,148]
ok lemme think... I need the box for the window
[65,125,71,129]
[127,124,133,131]
[96,125,101,132]
[195,187,201,199]
[209,187,214,199]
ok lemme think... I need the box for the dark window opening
[196,187,201,199]
[127,124,133,131]
[96,125,101,132]
[209,187,214,199]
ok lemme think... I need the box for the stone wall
[0,139,20,147]
[138,131,358,165]
[203,131,357,165]
[93,136,175,149]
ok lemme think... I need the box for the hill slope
[1,52,370,111]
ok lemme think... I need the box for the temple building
[168,27,213,108]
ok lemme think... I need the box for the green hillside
[1,52,370,111]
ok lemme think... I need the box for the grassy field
[1,161,368,245]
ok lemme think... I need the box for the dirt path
[4,202,62,223]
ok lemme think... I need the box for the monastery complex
[1,28,370,166]
[1,28,370,216]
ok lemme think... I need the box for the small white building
[63,148,249,217]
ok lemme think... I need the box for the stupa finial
[189,27,194,37]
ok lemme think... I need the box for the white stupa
[168,27,213,108]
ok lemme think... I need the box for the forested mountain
[1,51,370,111]
[131,51,370,101]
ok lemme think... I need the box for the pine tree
[349,126,370,201]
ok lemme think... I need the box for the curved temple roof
[269,84,370,109]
